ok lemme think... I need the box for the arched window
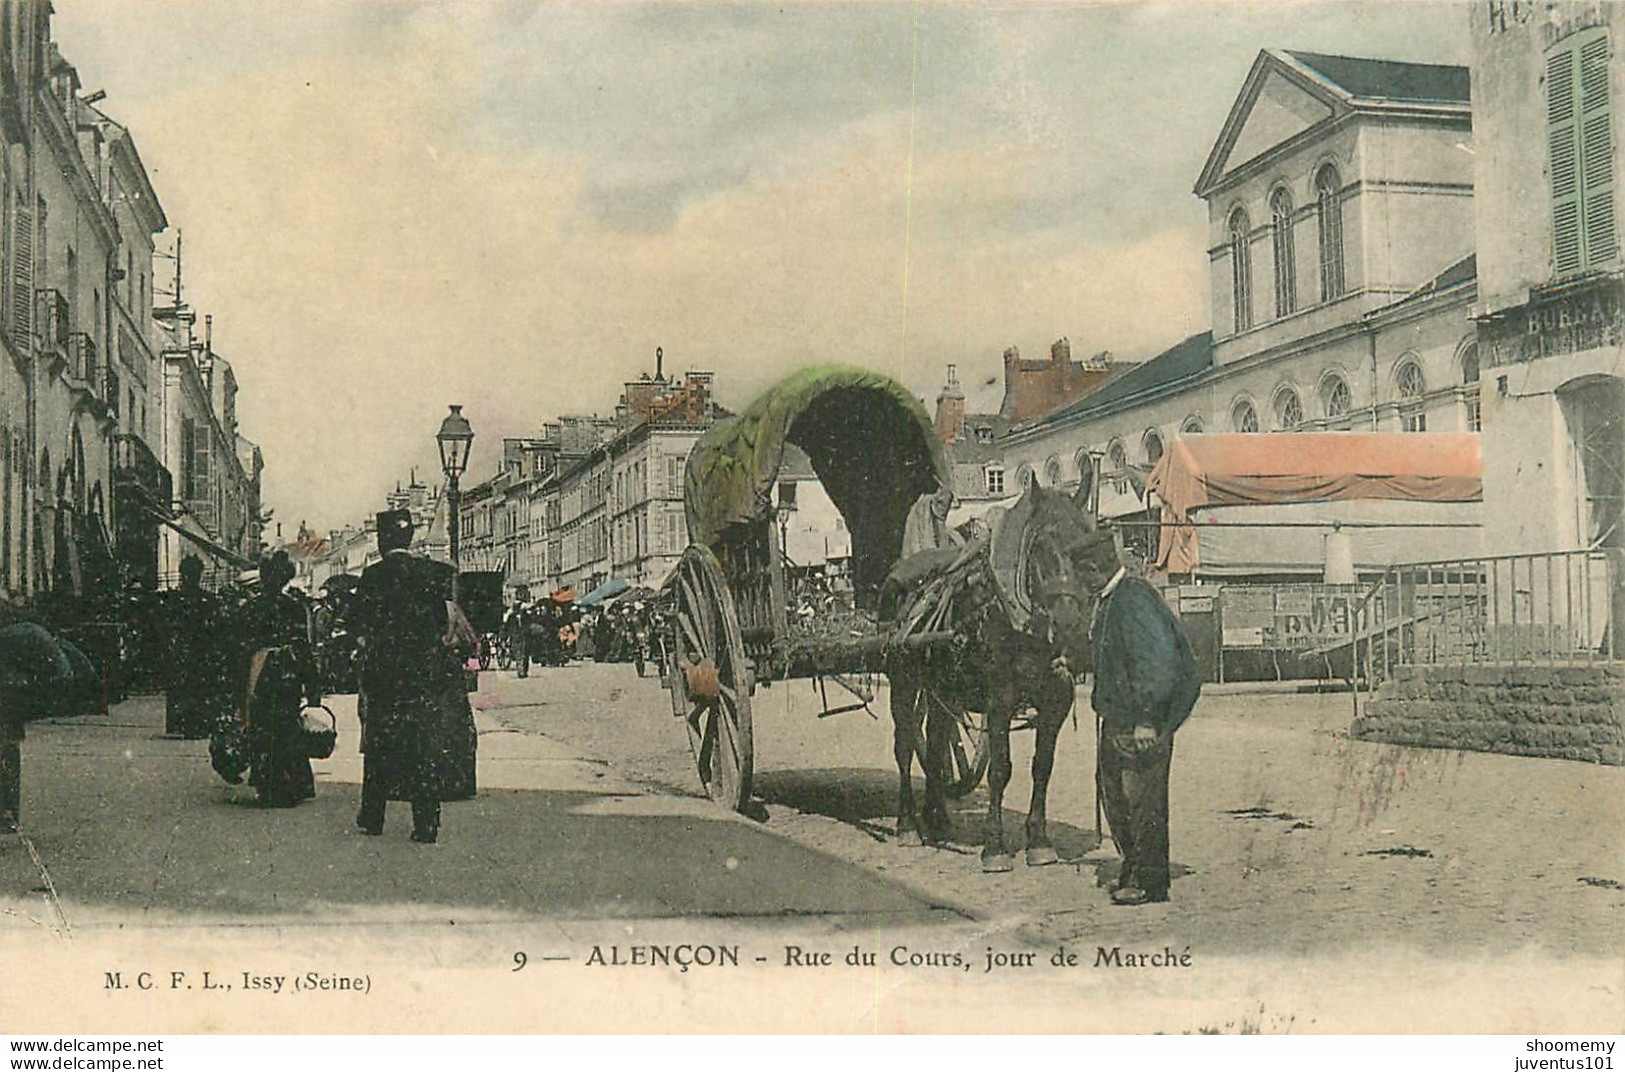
[1180,415,1204,435]
[1043,455,1062,487]
[1229,208,1252,333]
[1016,462,1034,489]
[1232,399,1259,434]
[1396,359,1427,432]
[1107,439,1128,493]
[1274,387,1304,431]
[1143,429,1164,466]
[1316,165,1345,301]
[1270,187,1296,318]
[1322,374,1352,421]
[1461,342,1482,431]
[1074,448,1094,483]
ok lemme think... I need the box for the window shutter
[1549,45,1583,275]
[10,202,30,350]
[1578,33,1616,267]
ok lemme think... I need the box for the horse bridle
[1020,526,1096,625]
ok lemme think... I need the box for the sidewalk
[0,694,966,935]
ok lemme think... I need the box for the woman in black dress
[238,551,322,808]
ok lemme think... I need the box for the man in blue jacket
[1077,534,1200,906]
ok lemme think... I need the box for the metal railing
[1351,549,1621,688]
[113,434,173,505]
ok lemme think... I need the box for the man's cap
[376,509,414,535]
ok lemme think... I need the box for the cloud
[46,0,1467,533]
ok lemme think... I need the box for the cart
[663,366,990,811]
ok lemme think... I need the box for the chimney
[999,346,1022,420]
[1050,337,1071,366]
[934,364,966,445]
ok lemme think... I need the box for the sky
[51,0,1471,536]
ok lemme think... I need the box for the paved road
[0,664,1617,1032]
[489,659,1625,959]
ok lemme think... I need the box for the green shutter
[1548,44,1583,274]
[1578,32,1616,267]
[10,201,30,351]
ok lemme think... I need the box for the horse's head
[1017,480,1107,671]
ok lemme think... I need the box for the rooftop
[1284,50,1471,105]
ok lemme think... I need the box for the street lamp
[436,404,474,591]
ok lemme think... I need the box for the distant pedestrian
[237,550,323,808]
[1075,534,1200,906]
[353,510,477,843]
[508,599,532,679]
[164,555,229,739]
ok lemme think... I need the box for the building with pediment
[998,48,1486,577]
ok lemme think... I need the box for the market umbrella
[578,578,631,608]
[0,622,96,717]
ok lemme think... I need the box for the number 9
[512,952,527,972]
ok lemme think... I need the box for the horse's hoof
[981,853,1015,874]
[897,828,923,848]
[1025,846,1060,867]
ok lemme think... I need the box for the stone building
[0,2,265,601]
[997,48,1483,574]
[154,317,261,588]
[1353,0,1625,766]
[1469,0,1622,561]
[0,3,204,603]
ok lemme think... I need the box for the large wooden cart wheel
[666,545,755,811]
[913,690,990,798]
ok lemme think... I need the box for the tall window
[1232,400,1259,434]
[1461,343,1482,432]
[1270,187,1296,318]
[1107,439,1128,493]
[1396,359,1427,432]
[1142,430,1164,467]
[1547,29,1617,275]
[985,464,1004,497]
[1316,165,1345,301]
[1229,209,1253,333]
[1274,387,1303,431]
[1322,374,1352,421]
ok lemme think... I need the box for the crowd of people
[500,592,664,676]
[157,509,479,843]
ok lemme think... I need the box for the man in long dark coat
[1077,536,1200,906]
[353,510,477,843]
[165,555,229,739]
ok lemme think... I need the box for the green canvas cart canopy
[684,365,951,594]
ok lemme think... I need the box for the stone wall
[1351,663,1625,765]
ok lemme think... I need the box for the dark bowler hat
[377,509,414,536]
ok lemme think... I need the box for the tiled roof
[1286,51,1470,104]
[1017,331,1214,432]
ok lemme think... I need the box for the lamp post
[436,404,474,598]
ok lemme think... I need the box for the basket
[298,705,338,760]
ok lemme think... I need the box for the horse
[883,478,1105,872]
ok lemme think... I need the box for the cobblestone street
[0,666,1617,1033]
